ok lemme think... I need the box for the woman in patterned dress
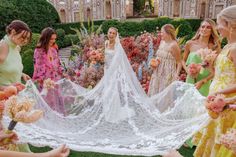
[32,27,64,114]
[148,24,182,96]
[193,5,236,157]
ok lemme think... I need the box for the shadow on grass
[30,145,195,157]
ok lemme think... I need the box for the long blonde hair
[162,24,176,40]
[217,5,236,30]
[191,19,221,51]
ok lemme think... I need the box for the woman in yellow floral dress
[193,5,236,157]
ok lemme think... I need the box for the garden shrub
[0,0,60,38]
[170,18,192,37]
[22,49,34,77]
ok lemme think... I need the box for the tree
[0,0,60,38]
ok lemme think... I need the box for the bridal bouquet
[149,58,161,69]
[1,95,43,144]
[187,63,202,79]
[5,96,43,126]
[205,94,226,118]
[0,84,25,130]
[220,128,236,153]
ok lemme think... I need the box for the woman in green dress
[0,20,32,152]
[182,19,221,96]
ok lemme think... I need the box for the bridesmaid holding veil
[148,24,182,96]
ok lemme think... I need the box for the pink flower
[205,94,226,113]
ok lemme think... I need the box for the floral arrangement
[187,63,202,79]
[205,94,226,118]
[63,32,105,88]
[196,48,218,69]
[121,32,161,92]
[121,32,160,65]
[77,66,104,88]
[220,128,236,153]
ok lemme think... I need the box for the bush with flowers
[121,32,161,92]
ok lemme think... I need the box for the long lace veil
[3,33,209,156]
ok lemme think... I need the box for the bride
[4,27,209,156]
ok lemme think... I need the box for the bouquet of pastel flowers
[205,94,227,118]
[196,48,218,69]
[149,58,161,69]
[0,83,43,145]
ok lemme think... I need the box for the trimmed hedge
[21,33,40,77]
[185,19,202,32]
[101,17,191,37]
[21,33,40,56]
[22,49,34,77]
[0,0,60,38]
[53,20,104,34]
[170,18,192,37]
[53,17,203,38]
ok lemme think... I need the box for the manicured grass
[30,145,195,157]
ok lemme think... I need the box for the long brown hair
[37,27,57,52]
[191,19,221,51]
[6,20,32,43]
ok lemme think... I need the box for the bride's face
[108,29,117,41]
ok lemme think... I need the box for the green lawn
[30,145,195,157]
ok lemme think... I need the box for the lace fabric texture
[3,35,209,156]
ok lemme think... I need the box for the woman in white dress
[104,27,117,71]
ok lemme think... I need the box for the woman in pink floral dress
[32,27,64,114]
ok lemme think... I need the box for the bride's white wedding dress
[3,34,209,156]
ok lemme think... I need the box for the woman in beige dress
[148,24,182,96]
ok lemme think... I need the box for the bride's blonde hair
[217,5,236,30]
[108,27,118,36]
